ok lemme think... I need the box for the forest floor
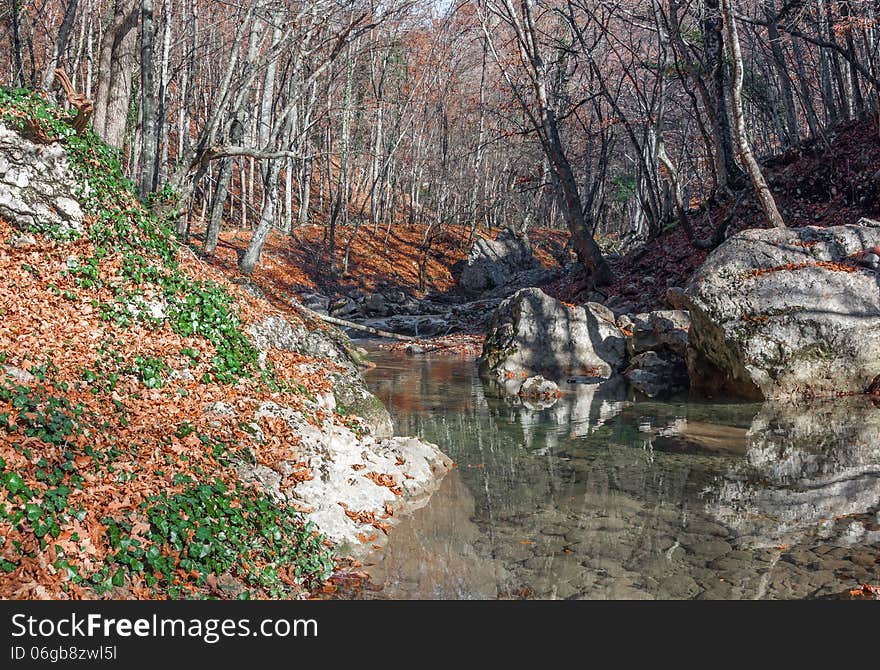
[0,91,385,600]
[199,224,569,300]
[201,116,880,318]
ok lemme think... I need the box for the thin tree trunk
[138,0,157,198]
[239,159,281,274]
[204,117,244,254]
[43,0,80,91]
[764,1,799,147]
[721,0,785,228]
[705,0,745,191]
[10,0,26,87]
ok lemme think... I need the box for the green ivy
[0,88,261,384]
[103,478,334,598]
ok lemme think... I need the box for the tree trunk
[205,116,244,254]
[705,0,745,191]
[238,160,281,274]
[764,1,799,147]
[138,0,157,198]
[43,0,80,91]
[93,0,139,149]
[518,0,611,284]
[10,0,26,87]
[721,0,785,228]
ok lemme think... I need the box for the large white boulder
[479,288,627,386]
[682,222,880,399]
[0,122,84,238]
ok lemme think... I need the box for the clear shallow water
[361,348,880,599]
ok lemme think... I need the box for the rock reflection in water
[362,348,880,599]
[710,398,880,550]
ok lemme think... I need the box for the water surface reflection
[363,349,880,599]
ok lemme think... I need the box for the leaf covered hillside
[0,89,366,599]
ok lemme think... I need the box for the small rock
[859,252,879,269]
[405,344,425,355]
[666,286,688,309]
[169,367,194,382]
[329,297,359,317]
[2,364,34,384]
[604,295,635,316]
[299,292,330,313]
[9,233,36,249]
[385,290,407,304]
[203,401,235,417]
[363,293,388,316]
[518,375,560,399]
[586,301,615,324]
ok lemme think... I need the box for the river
[359,346,880,599]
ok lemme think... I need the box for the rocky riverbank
[473,220,880,406]
[0,98,453,599]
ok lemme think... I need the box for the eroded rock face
[682,223,880,399]
[0,122,84,237]
[479,287,626,384]
[620,310,690,397]
[237,402,452,552]
[248,314,393,437]
[459,229,536,295]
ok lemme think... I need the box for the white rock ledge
[236,401,453,554]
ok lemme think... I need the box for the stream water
[360,347,880,599]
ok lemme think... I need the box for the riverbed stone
[519,375,560,400]
[329,296,359,317]
[363,292,388,316]
[299,292,330,314]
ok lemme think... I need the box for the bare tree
[479,0,612,284]
[721,0,785,228]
